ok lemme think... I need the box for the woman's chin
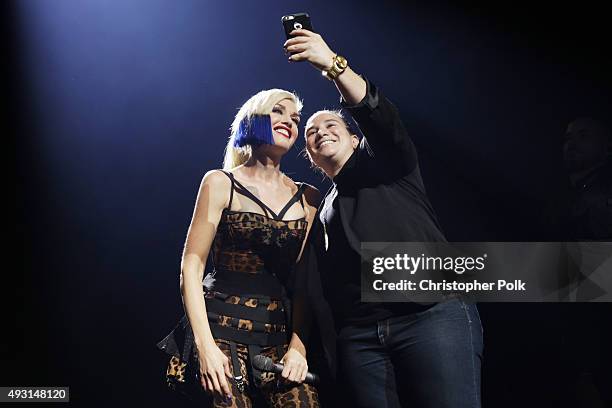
[272,137,296,148]
[257,142,292,157]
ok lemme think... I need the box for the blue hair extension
[233,114,274,148]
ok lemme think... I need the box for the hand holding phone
[282,13,336,73]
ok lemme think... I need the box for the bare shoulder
[202,169,231,188]
[199,169,232,206]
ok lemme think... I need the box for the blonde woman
[158,89,320,407]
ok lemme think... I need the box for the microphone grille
[252,354,274,371]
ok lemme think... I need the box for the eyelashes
[272,107,301,126]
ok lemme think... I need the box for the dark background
[6,0,611,406]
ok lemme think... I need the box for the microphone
[252,354,320,385]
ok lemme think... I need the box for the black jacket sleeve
[341,78,418,174]
[290,217,338,378]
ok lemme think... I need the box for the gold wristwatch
[322,54,348,81]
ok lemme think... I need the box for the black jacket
[295,78,447,377]
[327,79,446,249]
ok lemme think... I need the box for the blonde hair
[222,89,303,170]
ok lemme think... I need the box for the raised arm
[284,29,365,105]
[181,170,233,399]
[285,30,417,172]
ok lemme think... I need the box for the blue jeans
[337,297,483,408]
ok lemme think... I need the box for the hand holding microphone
[253,353,320,385]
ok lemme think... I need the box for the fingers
[197,346,233,398]
[280,359,308,383]
[202,375,213,394]
[284,36,309,48]
[280,353,290,378]
[216,370,232,398]
[284,39,309,58]
[285,363,298,382]
[218,355,233,398]
[223,356,233,379]
[286,43,308,55]
[288,51,309,62]
[290,28,316,38]
[201,370,232,399]
[294,362,308,383]
[209,372,222,396]
[300,365,308,383]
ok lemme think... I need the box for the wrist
[288,343,306,357]
[322,54,348,81]
[323,52,336,72]
[194,333,216,350]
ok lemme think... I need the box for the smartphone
[281,13,314,39]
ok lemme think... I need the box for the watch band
[322,54,348,81]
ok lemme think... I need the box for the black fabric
[205,298,286,324]
[156,315,194,362]
[318,181,431,327]
[247,344,263,388]
[296,78,447,376]
[319,182,390,326]
[229,340,244,392]
[209,172,309,287]
[544,160,612,241]
[208,325,288,346]
[157,170,310,393]
[566,161,612,240]
[208,268,286,298]
[331,79,447,247]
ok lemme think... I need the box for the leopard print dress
[157,171,320,407]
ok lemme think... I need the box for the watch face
[336,56,348,69]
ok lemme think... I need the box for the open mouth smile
[274,125,292,139]
[317,138,337,148]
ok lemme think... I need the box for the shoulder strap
[229,176,274,218]
[218,170,235,210]
[277,182,307,220]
